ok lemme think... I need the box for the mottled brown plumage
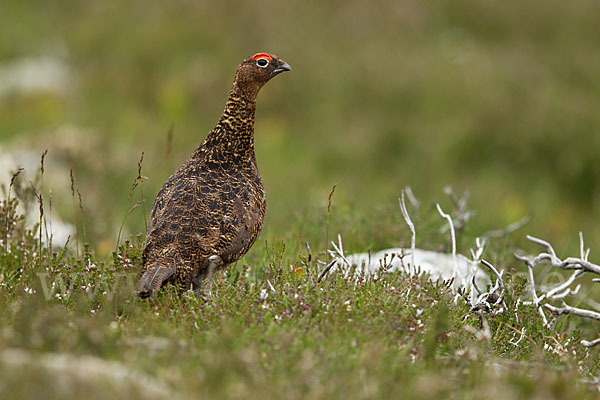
[137,53,291,298]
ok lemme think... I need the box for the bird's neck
[204,86,257,154]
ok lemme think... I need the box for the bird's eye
[256,58,269,68]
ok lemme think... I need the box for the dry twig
[399,189,416,271]
[515,233,600,347]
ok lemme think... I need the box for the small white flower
[260,289,268,300]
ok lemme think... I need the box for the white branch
[329,234,351,268]
[403,186,420,211]
[545,270,583,299]
[550,284,580,300]
[399,190,416,271]
[522,234,600,275]
[544,302,600,322]
[581,338,600,348]
[480,259,505,296]
[515,233,600,334]
[436,203,457,284]
[481,213,532,240]
[520,257,549,326]
[526,235,557,258]
[509,327,526,346]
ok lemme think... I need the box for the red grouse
[137,53,291,297]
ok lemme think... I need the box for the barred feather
[136,53,290,297]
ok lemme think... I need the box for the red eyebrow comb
[252,53,272,61]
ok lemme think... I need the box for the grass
[1,173,599,399]
[2,0,600,253]
[1,0,600,397]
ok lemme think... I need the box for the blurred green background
[1,0,599,255]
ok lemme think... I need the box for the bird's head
[233,52,291,102]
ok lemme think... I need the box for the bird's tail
[136,263,176,298]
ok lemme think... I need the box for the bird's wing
[185,180,264,263]
[143,159,264,268]
[216,190,264,262]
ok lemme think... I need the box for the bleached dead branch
[403,186,420,211]
[480,259,506,308]
[481,213,532,240]
[333,247,489,290]
[516,234,600,275]
[436,203,457,283]
[515,233,600,347]
[581,338,600,348]
[442,186,475,233]
[509,327,526,346]
[469,237,486,263]
[544,302,600,322]
[328,234,351,268]
[325,189,490,291]
[464,237,487,308]
[399,189,416,271]
[462,258,507,330]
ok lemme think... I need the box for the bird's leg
[191,270,207,293]
[198,255,224,296]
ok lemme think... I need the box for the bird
[136,52,291,298]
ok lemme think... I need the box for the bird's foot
[203,255,224,295]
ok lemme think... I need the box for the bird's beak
[272,60,292,76]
